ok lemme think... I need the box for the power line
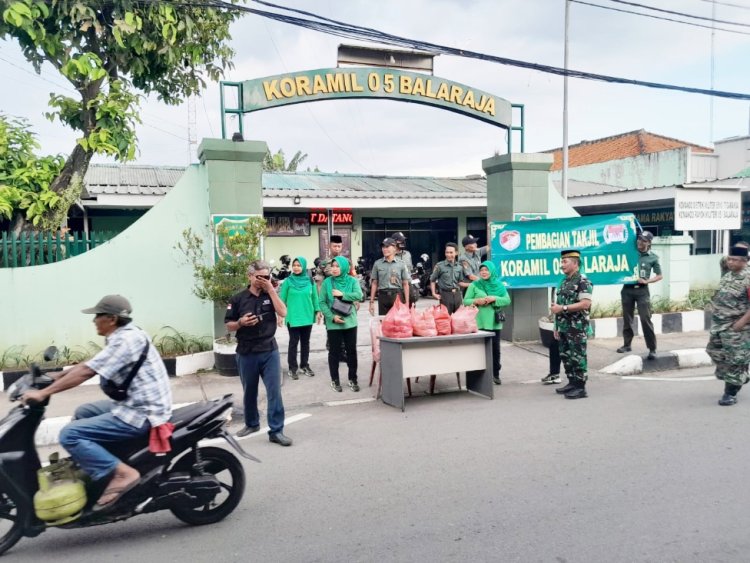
[696,0,750,12]
[160,0,750,101]
[606,0,750,28]
[571,0,750,35]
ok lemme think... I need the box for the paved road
[9,369,750,562]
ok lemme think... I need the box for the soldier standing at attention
[369,237,410,316]
[430,242,463,314]
[707,246,750,406]
[458,235,487,292]
[616,231,662,359]
[550,249,593,400]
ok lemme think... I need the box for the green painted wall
[89,211,146,232]
[0,165,214,354]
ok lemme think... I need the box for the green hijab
[330,256,352,291]
[473,261,505,296]
[285,256,312,291]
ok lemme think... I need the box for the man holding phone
[225,260,292,446]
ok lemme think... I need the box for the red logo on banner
[499,230,521,251]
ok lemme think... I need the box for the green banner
[241,67,512,128]
[489,213,640,288]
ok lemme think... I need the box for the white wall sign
[674,187,741,231]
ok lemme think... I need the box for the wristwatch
[563,305,568,313]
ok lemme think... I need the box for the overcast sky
[1,0,749,176]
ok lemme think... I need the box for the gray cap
[381,237,397,247]
[81,295,132,318]
[638,231,654,242]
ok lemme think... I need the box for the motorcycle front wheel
[0,491,24,556]
[169,446,246,526]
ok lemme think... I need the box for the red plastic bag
[451,305,478,335]
[411,307,438,337]
[381,295,413,338]
[432,304,452,336]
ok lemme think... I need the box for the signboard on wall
[211,214,260,262]
[674,187,741,231]
[489,213,640,288]
[310,209,354,225]
[265,212,310,237]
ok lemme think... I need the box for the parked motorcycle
[0,347,258,556]
[270,254,292,287]
[415,254,432,297]
[355,256,370,302]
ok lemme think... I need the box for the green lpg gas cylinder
[33,457,87,525]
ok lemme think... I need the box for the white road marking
[622,376,715,382]
[323,398,376,407]
[202,412,313,446]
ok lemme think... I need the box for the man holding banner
[616,231,662,360]
[550,250,593,400]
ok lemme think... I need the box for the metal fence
[0,231,116,268]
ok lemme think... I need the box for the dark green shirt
[637,251,661,279]
[430,260,463,290]
[371,258,409,290]
[459,246,487,281]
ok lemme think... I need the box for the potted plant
[178,217,267,376]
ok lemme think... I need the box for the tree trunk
[49,143,92,196]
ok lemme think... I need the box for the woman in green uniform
[319,257,363,392]
[463,261,512,385]
[278,257,321,380]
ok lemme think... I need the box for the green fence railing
[1,231,116,268]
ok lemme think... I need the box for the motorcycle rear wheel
[0,491,24,556]
[169,446,246,526]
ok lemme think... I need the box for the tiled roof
[83,163,186,196]
[82,165,486,199]
[542,129,713,171]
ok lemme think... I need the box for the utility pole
[562,0,570,200]
[710,0,716,144]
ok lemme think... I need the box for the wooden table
[379,331,495,411]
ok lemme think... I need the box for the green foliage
[0,0,240,223]
[263,148,313,172]
[153,326,212,357]
[177,217,267,305]
[0,114,65,227]
[588,289,717,319]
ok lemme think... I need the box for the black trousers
[377,289,405,316]
[287,324,312,371]
[438,288,463,314]
[327,328,358,382]
[468,329,502,379]
[549,338,561,375]
[621,285,656,351]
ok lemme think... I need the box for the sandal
[92,477,141,512]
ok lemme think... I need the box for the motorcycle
[0,347,259,556]
[270,254,292,288]
[415,254,432,297]
[355,256,370,302]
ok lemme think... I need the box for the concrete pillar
[650,235,694,303]
[483,153,554,341]
[197,138,268,338]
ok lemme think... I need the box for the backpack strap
[119,338,150,393]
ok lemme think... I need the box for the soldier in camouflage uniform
[550,249,593,400]
[707,245,750,406]
[719,240,750,276]
[314,235,355,287]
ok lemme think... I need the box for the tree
[0,113,67,231]
[0,0,241,230]
[263,148,317,172]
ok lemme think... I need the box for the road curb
[599,348,713,376]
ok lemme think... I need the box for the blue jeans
[59,400,149,481]
[236,349,285,434]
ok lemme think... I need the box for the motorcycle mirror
[43,346,59,363]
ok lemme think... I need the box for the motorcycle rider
[21,295,172,510]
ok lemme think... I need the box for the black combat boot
[718,383,741,406]
[564,380,588,400]
[556,378,576,395]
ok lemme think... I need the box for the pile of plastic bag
[432,304,452,336]
[450,305,479,335]
[381,296,413,338]
[411,308,438,337]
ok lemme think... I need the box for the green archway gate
[220,67,525,152]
